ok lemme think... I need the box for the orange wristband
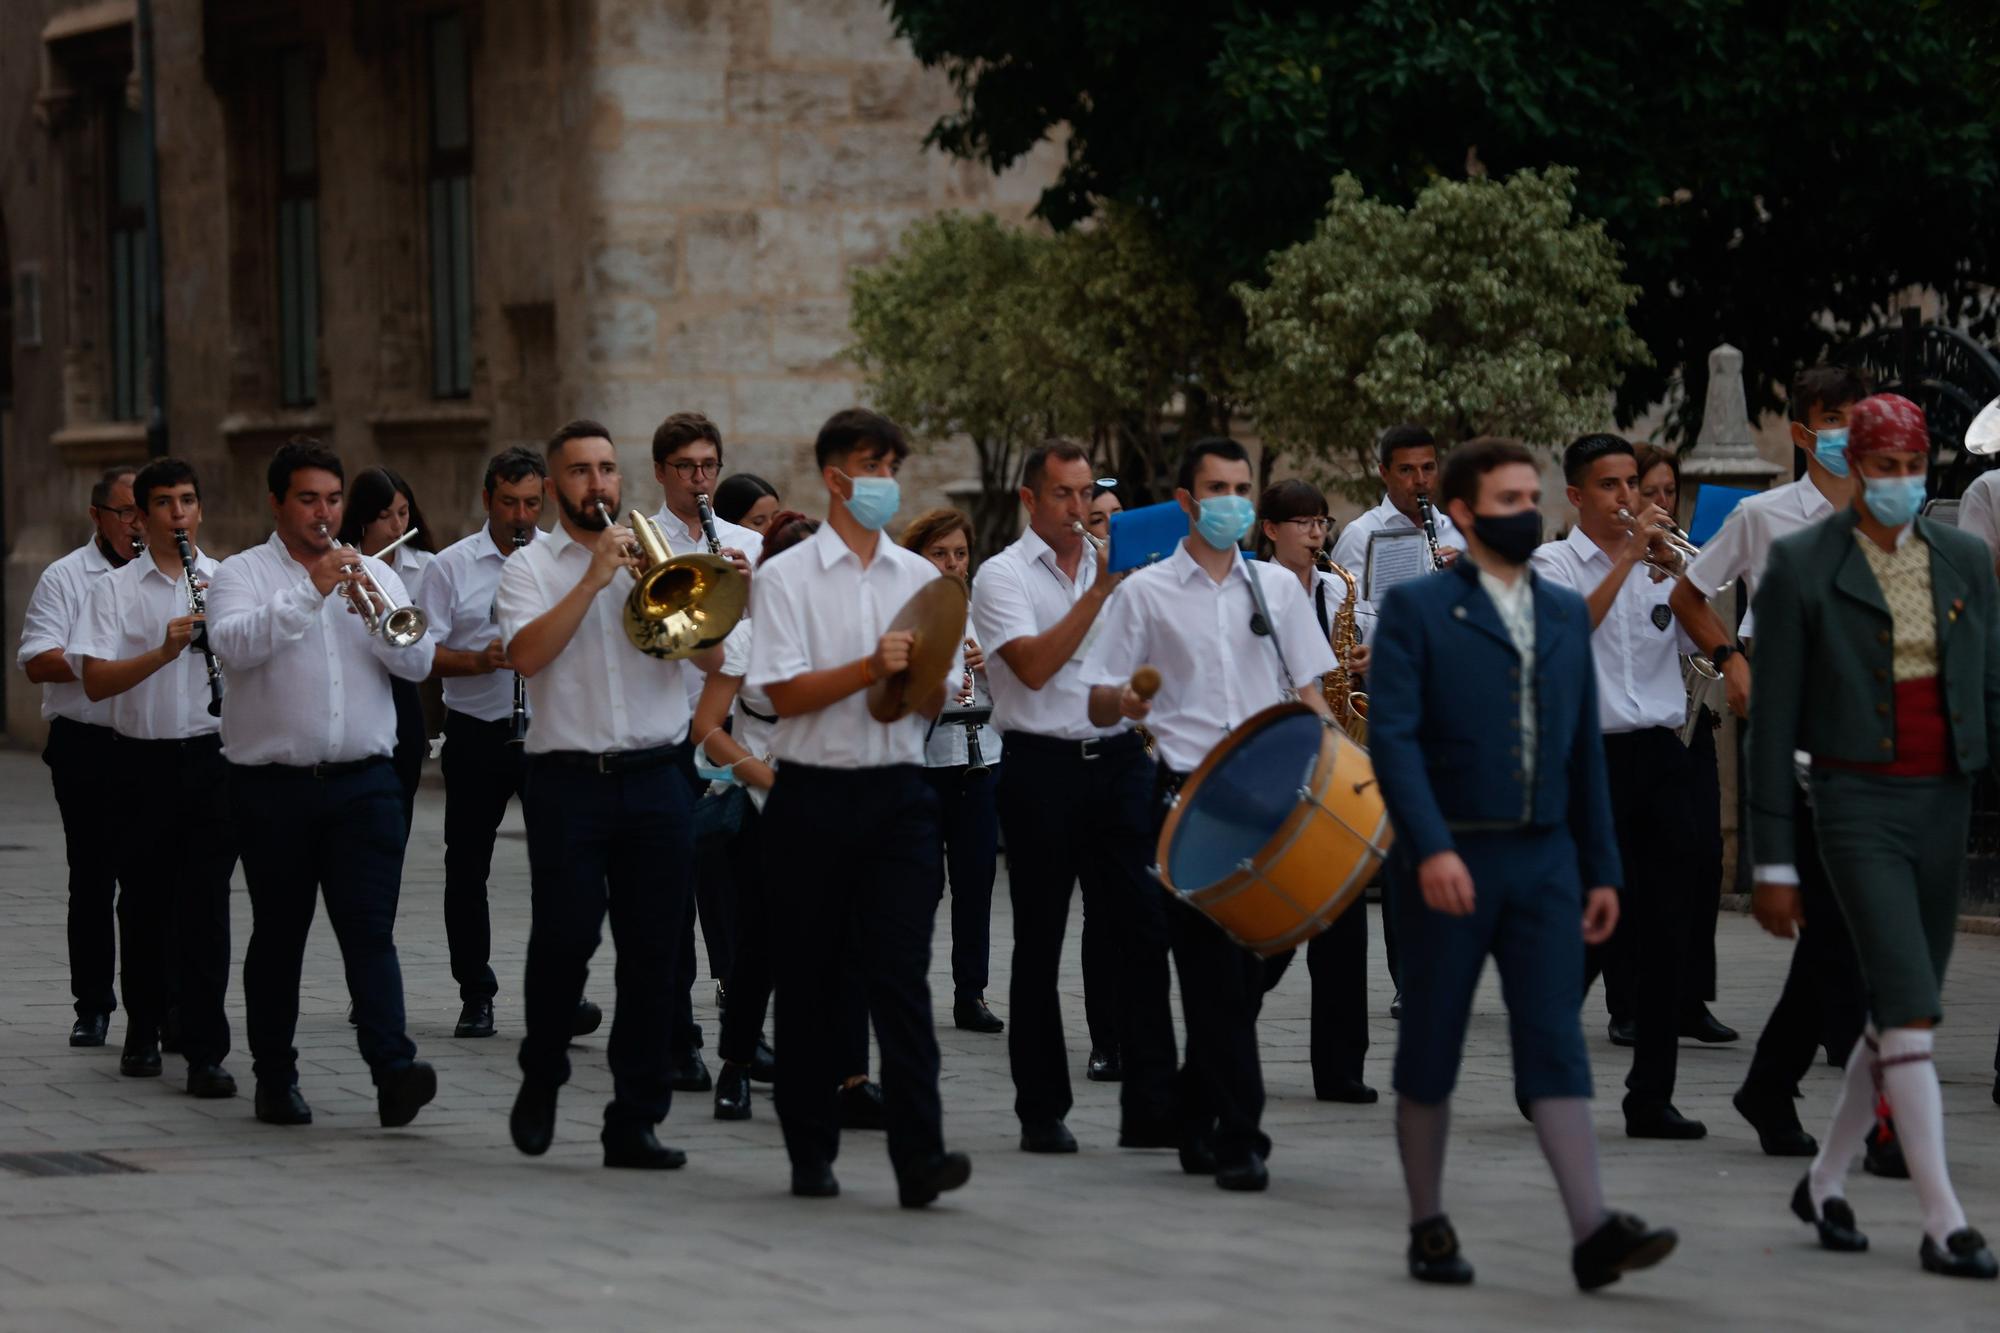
[859,655,876,685]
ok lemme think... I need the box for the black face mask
[1470,510,1542,566]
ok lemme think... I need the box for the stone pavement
[1,751,1997,1332]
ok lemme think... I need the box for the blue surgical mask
[1811,426,1850,478]
[841,475,901,532]
[1862,474,1926,528]
[1193,495,1256,550]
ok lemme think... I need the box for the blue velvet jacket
[1368,558,1622,890]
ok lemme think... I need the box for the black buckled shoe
[1624,1102,1707,1140]
[1178,1136,1217,1176]
[511,1079,558,1155]
[1215,1152,1269,1192]
[749,1034,777,1084]
[119,1034,162,1078]
[953,997,1005,1034]
[791,1162,839,1199]
[254,1084,313,1126]
[896,1150,972,1209]
[671,1050,712,1093]
[1920,1228,1999,1279]
[1407,1215,1474,1285]
[714,1061,752,1121]
[1573,1211,1677,1291]
[1019,1118,1078,1154]
[1607,1017,1637,1048]
[570,999,603,1039]
[1734,1087,1818,1157]
[377,1061,438,1128]
[186,1063,238,1099]
[602,1124,686,1170]
[1086,1049,1122,1083]
[69,1012,110,1047]
[1680,1005,1739,1043]
[454,999,496,1039]
[1790,1176,1868,1252]
[838,1079,887,1130]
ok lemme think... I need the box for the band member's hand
[1417,850,1475,916]
[1752,882,1804,939]
[870,629,916,679]
[1117,684,1152,721]
[963,637,985,675]
[721,546,752,579]
[587,523,638,590]
[479,638,509,673]
[160,615,201,658]
[1723,656,1751,719]
[1344,643,1371,676]
[1581,887,1620,944]
[307,547,356,597]
[1437,546,1462,568]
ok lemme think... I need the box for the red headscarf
[1847,393,1929,457]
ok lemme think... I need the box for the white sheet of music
[1364,528,1429,602]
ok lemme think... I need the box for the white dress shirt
[1330,494,1463,644]
[1532,526,1696,734]
[206,532,436,766]
[16,541,121,726]
[745,523,960,769]
[66,548,223,741]
[924,667,1003,769]
[386,545,435,607]
[1079,541,1337,774]
[1306,565,1379,651]
[420,526,524,724]
[495,521,695,755]
[700,621,781,812]
[1684,475,1835,639]
[1957,470,2000,559]
[652,500,766,709]
[970,525,1127,741]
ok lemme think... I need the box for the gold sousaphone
[866,576,969,722]
[600,504,748,659]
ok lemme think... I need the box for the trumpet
[1071,519,1107,555]
[1616,507,1703,580]
[594,502,747,659]
[319,524,429,646]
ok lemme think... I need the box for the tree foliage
[889,0,2000,439]
[1238,169,1647,497]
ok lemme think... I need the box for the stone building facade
[0,0,1055,743]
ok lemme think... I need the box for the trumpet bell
[624,552,748,659]
[381,606,429,648]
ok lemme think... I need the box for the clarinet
[1416,493,1445,571]
[695,492,724,555]
[173,528,224,717]
[507,527,530,745]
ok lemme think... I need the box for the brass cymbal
[866,576,969,723]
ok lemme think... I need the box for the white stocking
[1877,1027,1968,1245]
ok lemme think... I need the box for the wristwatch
[1708,643,1742,668]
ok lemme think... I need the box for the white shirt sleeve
[18,561,80,663]
[1753,863,1800,885]
[65,574,123,674]
[493,548,543,648]
[1530,543,1579,591]
[1262,567,1337,689]
[1078,582,1144,688]
[416,551,457,646]
[1958,472,2000,559]
[1329,520,1370,577]
[970,558,1038,656]
[744,567,811,691]
[719,620,752,679]
[362,560,436,681]
[1685,504,1752,601]
[206,556,321,670]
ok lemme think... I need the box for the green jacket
[1747,505,2000,865]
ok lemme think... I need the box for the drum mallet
[1130,666,1161,702]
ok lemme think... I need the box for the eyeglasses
[97,506,140,523]
[1283,517,1332,535]
[669,460,722,480]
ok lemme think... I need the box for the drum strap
[1242,561,1299,701]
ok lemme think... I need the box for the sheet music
[1363,528,1429,602]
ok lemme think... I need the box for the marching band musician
[205,438,439,1129]
[1081,437,1337,1192]
[1369,437,1675,1290]
[18,464,143,1048]
[746,408,973,1207]
[339,466,436,839]
[1328,424,1465,637]
[497,420,719,1169]
[970,441,1156,1156]
[1531,435,1705,1142]
[904,508,1005,1035]
[1253,479,1377,1105]
[417,445,599,1043]
[67,458,236,1096]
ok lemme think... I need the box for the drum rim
[1156,700,1339,898]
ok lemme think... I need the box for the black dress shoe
[1086,1049,1122,1083]
[254,1084,313,1126]
[1390,990,1403,1021]
[896,1150,972,1208]
[159,1009,183,1055]
[377,1061,437,1128]
[602,1124,687,1170]
[1864,1122,1909,1179]
[714,1061,752,1121]
[1020,1118,1078,1153]
[1316,1076,1379,1105]
[749,1035,777,1084]
[119,1036,162,1078]
[1607,1017,1636,1047]
[571,999,604,1038]
[186,1064,238,1099]
[454,999,496,1039]
[1734,1087,1818,1156]
[1178,1137,1217,1176]
[1572,1211,1677,1291]
[953,997,1004,1034]
[1789,1176,1868,1252]
[1118,1116,1179,1150]
[1625,1102,1707,1140]
[69,1012,110,1047]
[511,1079,558,1155]
[792,1162,839,1198]
[671,1050,712,1092]
[1407,1214,1474,1284]
[838,1079,887,1130]
[1215,1152,1268,1192]
[1920,1227,1999,1279]
[1680,1006,1739,1043]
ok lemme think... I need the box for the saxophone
[1318,552,1369,746]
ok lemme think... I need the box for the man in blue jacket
[1370,437,1675,1292]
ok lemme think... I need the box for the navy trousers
[44,717,123,1019]
[440,710,523,1003]
[926,762,998,1000]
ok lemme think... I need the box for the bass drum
[1155,702,1391,956]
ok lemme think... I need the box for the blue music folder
[1108,501,1189,572]
[1687,484,1758,545]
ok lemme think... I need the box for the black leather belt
[533,742,685,776]
[1001,729,1145,761]
[253,756,388,780]
[115,733,222,755]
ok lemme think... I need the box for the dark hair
[1632,443,1680,496]
[1020,438,1091,494]
[1440,436,1537,511]
[1561,433,1635,485]
[133,458,201,512]
[338,466,432,552]
[814,408,909,470]
[1175,436,1252,493]
[1788,365,1873,424]
[483,446,547,495]
[267,435,343,501]
[652,411,723,465]
[90,464,139,508]
[1378,423,1437,469]
[758,510,818,567]
[900,507,974,557]
[714,472,778,523]
[545,419,613,460]
[1254,478,1329,560]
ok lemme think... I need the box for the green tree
[1237,168,1647,496]
[889,0,2000,438]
